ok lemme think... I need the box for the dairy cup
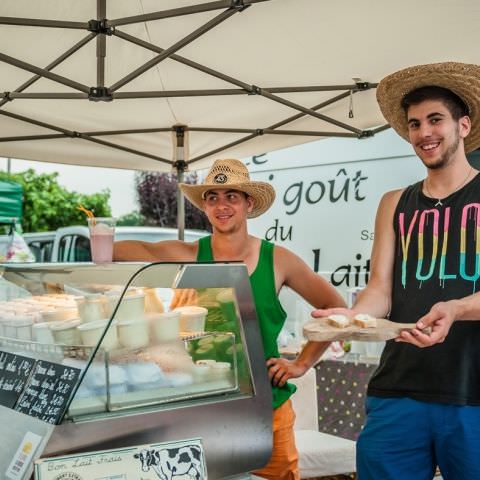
[196,359,217,367]
[32,322,55,344]
[104,291,120,318]
[211,361,232,380]
[78,319,119,351]
[174,306,208,333]
[0,314,19,337]
[76,294,105,323]
[117,318,150,349]
[4,314,34,341]
[42,307,78,322]
[108,291,145,322]
[50,319,82,345]
[150,311,181,343]
[144,288,165,314]
[87,217,116,263]
[192,363,211,382]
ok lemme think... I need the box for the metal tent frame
[0,1,390,236]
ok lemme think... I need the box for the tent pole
[96,0,106,87]
[174,126,187,241]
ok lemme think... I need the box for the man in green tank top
[114,158,345,480]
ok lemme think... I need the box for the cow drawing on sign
[134,445,203,480]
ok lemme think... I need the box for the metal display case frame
[0,262,273,479]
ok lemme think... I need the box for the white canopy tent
[0,0,479,234]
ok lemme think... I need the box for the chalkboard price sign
[15,360,81,425]
[0,351,36,409]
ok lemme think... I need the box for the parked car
[23,226,209,263]
[21,231,56,262]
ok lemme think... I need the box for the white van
[24,226,209,263]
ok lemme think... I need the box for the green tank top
[197,235,296,409]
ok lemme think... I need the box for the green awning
[0,180,23,224]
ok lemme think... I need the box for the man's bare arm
[113,240,197,262]
[277,246,346,310]
[350,189,402,317]
[267,246,346,386]
[267,341,330,387]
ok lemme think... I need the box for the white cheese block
[353,313,377,328]
[327,314,351,328]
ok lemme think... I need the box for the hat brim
[376,62,480,153]
[180,181,275,219]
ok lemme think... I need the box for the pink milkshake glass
[87,217,116,263]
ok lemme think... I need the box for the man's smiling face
[202,189,253,234]
[407,99,470,169]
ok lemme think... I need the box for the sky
[1,157,138,218]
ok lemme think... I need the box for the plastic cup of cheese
[42,306,78,322]
[196,359,217,366]
[0,313,19,336]
[32,322,55,344]
[192,363,211,382]
[76,294,106,323]
[174,306,208,333]
[78,319,119,351]
[117,318,150,349]
[210,361,232,379]
[104,291,120,318]
[50,319,82,345]
[144,288,165,314]
[3,314,34,341]
[109,291,145,322]
[150,311,181,343]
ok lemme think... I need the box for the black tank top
[368,171,480,405]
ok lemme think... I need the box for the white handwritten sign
[0,351,35,408]
[35,438,207,480]
[15,360,80,425]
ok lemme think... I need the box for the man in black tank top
[314,62,480,480]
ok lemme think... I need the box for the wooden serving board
[303,317,417,342]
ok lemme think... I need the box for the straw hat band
[376,62,480,153]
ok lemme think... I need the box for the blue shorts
[357,396,480,480]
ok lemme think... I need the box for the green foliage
[116,210,146,226]
[0,169,111,232]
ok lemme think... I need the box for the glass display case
[0,262,272,479]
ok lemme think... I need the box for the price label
[0,351,35,409]
[15,360,80,425]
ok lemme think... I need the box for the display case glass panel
[0,263,255,423]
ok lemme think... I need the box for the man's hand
[311,307,355,318]
[395,300,459,347]
[170,289,198,309]
[266,357,309,387]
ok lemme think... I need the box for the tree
[0,169,111,232]
[136,171,211,231]
[116,210,146,226]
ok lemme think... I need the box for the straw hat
[376,61,480,153]
[180,159,275,218]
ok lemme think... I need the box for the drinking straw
[77,205,96,225]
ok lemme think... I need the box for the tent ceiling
[0,0,479,172]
